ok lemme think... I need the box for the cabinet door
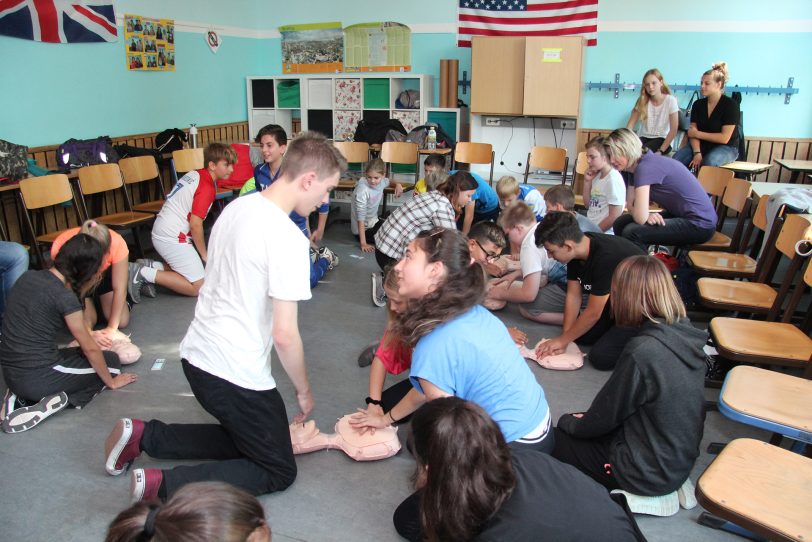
[523,36,584,117]
[471,36,525,115]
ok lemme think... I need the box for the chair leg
[697,512,768,542]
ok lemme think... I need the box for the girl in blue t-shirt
[350,228,553,452]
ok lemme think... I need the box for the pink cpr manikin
[289,415,401,461]
[519,339,584,371]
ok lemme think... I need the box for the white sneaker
[611,489,680,517]
[371,272,387,307]
[1,388,18,420]
[677,477,697,510]
[1,391,69,433]
[318,246,339,270]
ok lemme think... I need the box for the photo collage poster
[125,14,175,71]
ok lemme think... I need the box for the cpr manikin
[289,415,401,461]
[519,339,584,371]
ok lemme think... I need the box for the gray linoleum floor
[0,220,768,542]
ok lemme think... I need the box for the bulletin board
[125,14,175,71]
[343,22,411,73]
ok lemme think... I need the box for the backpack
[155,128,187,153]
[395,89,420,109]
[0,139,29,181]
[353,119,407,146]
[113,144,160,161]
[57,136,119,168]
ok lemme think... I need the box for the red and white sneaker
[105,418,145,475]
[131,468,163,503]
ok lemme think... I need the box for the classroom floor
[0,221,767,542]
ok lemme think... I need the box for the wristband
[388,410,398,424]
[693,151,701,155]
[365,397,382,406]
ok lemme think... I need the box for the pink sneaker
[105,418,144,475]
[131,468,163,503]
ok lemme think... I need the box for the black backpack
[353,119,407,146]
[0,139,29,181]
[155,128,187,153]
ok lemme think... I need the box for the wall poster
[125,14,175,71]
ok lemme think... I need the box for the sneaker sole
[131,468,147,503]
[105,418,134,476]
[1,392,69,433]
[371,273,386,307]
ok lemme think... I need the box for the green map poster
[343,22,411,72]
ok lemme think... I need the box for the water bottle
[427,126,437,150]
[189,123,198,148]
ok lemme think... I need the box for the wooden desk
[751,182,810,198]
[774,158,812,184]
[720,161,772,182]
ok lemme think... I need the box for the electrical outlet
[559,119,576,130]
[485,117,501,126]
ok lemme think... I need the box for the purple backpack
[57,136,119,168]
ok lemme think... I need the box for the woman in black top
[673,62,740,169]
[393,397,645,542]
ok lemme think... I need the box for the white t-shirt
[152,169,216,244]
[520,223,557,278]
[180,193,311,390]
[350,177,390,235]
[587,169,626,234]
[638,94,679,139]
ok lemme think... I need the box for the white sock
[140,266,158,283]
[150,261,165,271]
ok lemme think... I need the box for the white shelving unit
[246,74,434,141]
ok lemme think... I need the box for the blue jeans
[0,241,28,326]
[673,144,738,168]
[310,257,329,289]
[613,214,715,250]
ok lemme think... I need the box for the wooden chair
[571,151,588,208]
[696,438,812,542]
[17,174,83,268]
[333,141,370,181]
[690,175,749,252]
[119,156,166,214]
[454,142,494,185]
[687,193,769,279]
[523,146,568,185]
[381,141,419,185]
[171,148,204,181]
[708,224,812,378]
[697,166,733,221]
[76,164,155,258]
[697,212,812,315]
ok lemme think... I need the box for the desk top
[774,158,812,172]
[750,181,810,198]
[721,161,772,174]
[418,148,452,155]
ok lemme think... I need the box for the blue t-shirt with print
[450,170,499,214]
[409,305,550,443]
[253,162,330,236]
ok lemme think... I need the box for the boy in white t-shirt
[583,137,626,234]
[135,143,236,297]
[352,158,403,253]
[103,132,347,502]
[484,202,566,325]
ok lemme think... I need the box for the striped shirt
[374,191,457,259]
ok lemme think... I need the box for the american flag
[458,0,598,47]
[0,0,117,43]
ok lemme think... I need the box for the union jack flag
[0,0,117,43]
[458,0,597,47]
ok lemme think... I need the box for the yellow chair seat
[697,278,776,311]
[133,200,164,214]
[688,250,757,276]
[710,317,812,363]
[692,231,732,251]
[96,211,154,228]
[697,438,812,542]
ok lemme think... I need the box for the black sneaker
[357,343,377,367]
[1,391,69,433]
[127,262,144,304]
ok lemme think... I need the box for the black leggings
[551,427,621,491]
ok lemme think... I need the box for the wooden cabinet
[472,36,584,118]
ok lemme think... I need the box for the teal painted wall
[0,0,810,147]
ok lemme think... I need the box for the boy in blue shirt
[452,167,499,235]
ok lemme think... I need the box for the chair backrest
[77,164,124,196]
[18,174,73,209]
[574,151,588,175]
[528,146,567,172]
[720,178,752,214]
[698,166,733,198]
[752,195,769,232]
[380,142,418,165]
[775,213,812,259]
[805,255,812,288]
[119,156,160,184]
[173,148,204,173]
[454,142,493,165]
[334,141,370,164]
